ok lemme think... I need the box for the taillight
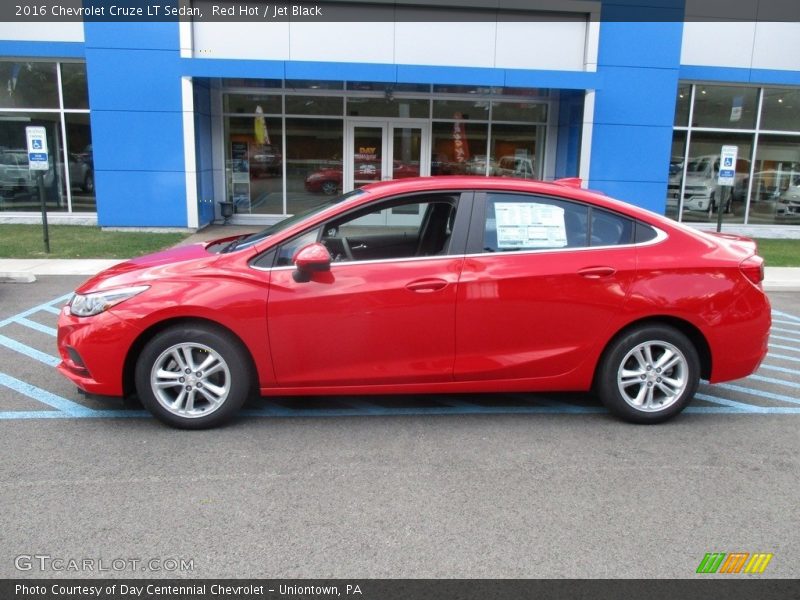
[740,255,764,285]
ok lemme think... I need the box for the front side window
[276,194,459,266]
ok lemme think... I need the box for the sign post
[25,126,50,253]
[716,145,738,233]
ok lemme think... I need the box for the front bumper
[56,305,141,396]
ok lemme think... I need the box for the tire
[595,325,700,424]
[321,180,338,195]
[134,324,252,429]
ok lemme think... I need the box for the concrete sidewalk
[1,257,798,291]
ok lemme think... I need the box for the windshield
[686,159,711,174]
[223,189,365,253]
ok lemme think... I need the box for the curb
[0,272,36,283]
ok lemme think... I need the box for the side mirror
[292,242,331,282]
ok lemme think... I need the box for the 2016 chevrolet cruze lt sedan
[57,177,771,428]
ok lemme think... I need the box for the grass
[0,224,190,259]
[754,239,800,268]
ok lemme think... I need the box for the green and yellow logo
[696,552,773,574]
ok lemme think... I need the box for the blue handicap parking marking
[0,295,798,421]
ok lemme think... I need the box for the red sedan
[57,177,770,428]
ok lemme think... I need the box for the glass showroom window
[221,81,551,217]
[285,118,344,214]
[0,60,94,213]
[224,110,284,216]
[669,83,800,225]
[0,60,97,212]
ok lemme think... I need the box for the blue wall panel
[287,61,397,83]
[84,23,188,227]
[588,9,684,214]
[83,48,183,111]
[82,22,179,51]
[590,180,671,214]
[0,41,84,58]
[680,65,800,87]
[590,124,675,183]
[89,111,185,172]
[555,91,584,180]
[93,170,187,227]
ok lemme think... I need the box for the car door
[266,192,470,387]
[454,191,638,383]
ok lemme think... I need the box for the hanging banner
[452,112,470,163]
[254,105,270,145]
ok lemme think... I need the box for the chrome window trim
[248,226,668,272]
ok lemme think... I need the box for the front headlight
[69,285,149,317]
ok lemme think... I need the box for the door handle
[578,266,616,279]
[406,278,448,293]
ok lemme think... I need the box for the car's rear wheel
[595,325,700,423]
[135,325,252,429]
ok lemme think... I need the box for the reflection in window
[491,101,547,123]
[750,135,800,225]
[60,63,89,109]
[431,120,488,176]
[679,132,752,224]
[691,85,757,129]
[224,94,281,115]
[286,118,344,214]
[286,95,343,116]
[674,84,691,127]
[0,112,66,212]
[760,88,800,133]
[0,61,59,109]
[65,113,95,212]
[224,116,284,215]
[489,123,540,180]
[346,97,428,118]
[665,130,687,219]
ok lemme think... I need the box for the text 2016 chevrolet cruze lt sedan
[57,177,771,428]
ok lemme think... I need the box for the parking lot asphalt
[0,276,798,578]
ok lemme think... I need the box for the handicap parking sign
[25,126,49,171]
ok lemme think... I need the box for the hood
[76,242,218,294]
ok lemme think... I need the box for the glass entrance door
[344,120,429,192]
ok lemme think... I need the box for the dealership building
[1,1,799,235]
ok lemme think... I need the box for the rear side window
[483,194,589,252]
[590,208,633,246]
[634,222,658,243]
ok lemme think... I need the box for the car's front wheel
[135,324,252,429]
[595,325,700,424]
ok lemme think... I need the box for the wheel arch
[595,316,712,386]
[122,316,259,398]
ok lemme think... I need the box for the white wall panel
[394,22,496,68]
[192,23,290,60]
[289,22,395,63]
[193,18,592,72]
[0,23,84,43]
[752,22,800,71]
[495,20,587,71]
[680,21,756,69]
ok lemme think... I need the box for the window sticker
[493,202,567,249]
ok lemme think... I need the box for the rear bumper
[707,286,771,383]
